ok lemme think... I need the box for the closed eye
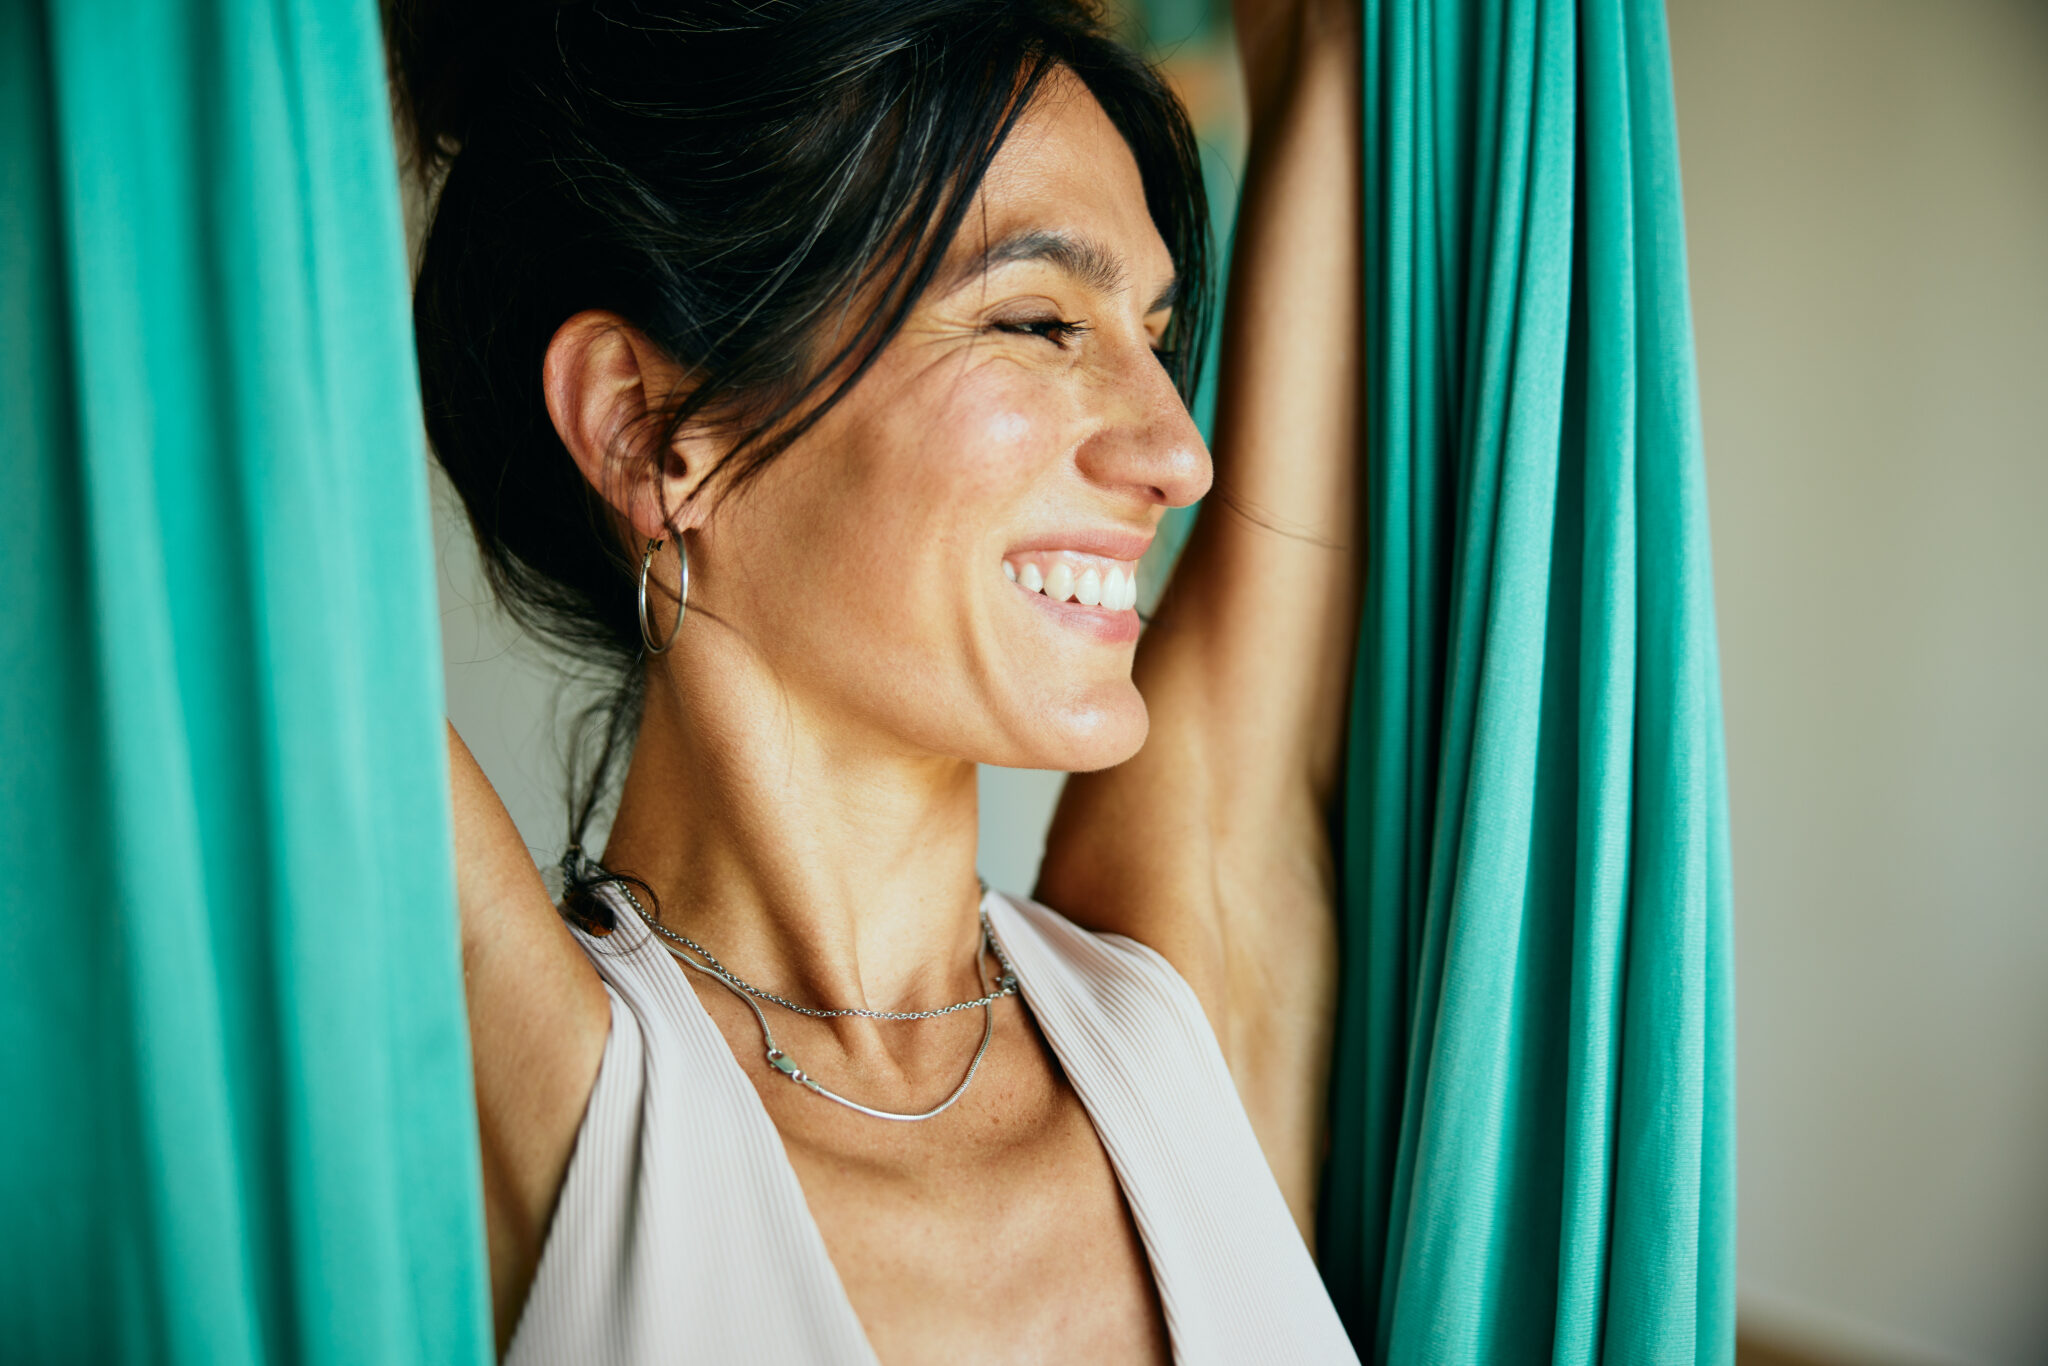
[993,317,1092,347]
[992,316,1180,372]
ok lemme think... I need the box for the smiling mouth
[1001,552,1139,611]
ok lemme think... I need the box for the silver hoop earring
[637,535,688,655]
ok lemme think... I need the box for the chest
[693,980,1173,1365]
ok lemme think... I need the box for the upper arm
[1036,5,1362,1244]
[446,722,611,1351]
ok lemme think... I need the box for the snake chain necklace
[607,879,1018,1122]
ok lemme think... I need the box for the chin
[1024,685,1149,773]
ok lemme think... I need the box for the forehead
[946,69,1175,290]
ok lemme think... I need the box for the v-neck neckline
[602,882,1180,1364]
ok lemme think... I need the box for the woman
[401,0,1361,1359]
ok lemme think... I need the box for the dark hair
[387,0,1212,929]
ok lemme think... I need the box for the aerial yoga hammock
[1316,2,1735,1362]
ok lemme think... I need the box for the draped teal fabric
[0,1,492,1361]
[1317,1,1736,1361]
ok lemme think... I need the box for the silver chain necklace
[606,879,1018,1122]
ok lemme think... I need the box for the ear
[542,310,720,543]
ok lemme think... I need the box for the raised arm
[446,722,610,1351]
[1035,0,1363,1242]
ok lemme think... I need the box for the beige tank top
[505,884,1360,1365]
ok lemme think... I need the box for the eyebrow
[942,228,1181,314]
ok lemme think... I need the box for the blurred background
[431,1,2048,1362]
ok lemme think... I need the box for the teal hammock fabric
[0,1,492,1362]
[1317,1,1736,1362]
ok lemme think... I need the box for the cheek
[850,373,1070,579]
[927,380,1063,506]
[983,406,1034,450]
[978,409,1040,462]
[728,370,1062,644]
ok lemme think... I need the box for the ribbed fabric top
[504,885,1360,1365]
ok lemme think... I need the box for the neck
[599,650,990,1025]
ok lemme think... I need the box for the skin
[450,2,1361,1360]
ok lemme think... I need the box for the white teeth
[1005,555,1140,609]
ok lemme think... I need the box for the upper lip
[1005,527,1154,562]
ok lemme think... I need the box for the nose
[1074,345,1213,510]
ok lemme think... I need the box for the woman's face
[685,70,1211,773]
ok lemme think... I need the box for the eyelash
[995,316,1182,369]
[996,317,1092,346]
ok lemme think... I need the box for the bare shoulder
[445,723,611,1351]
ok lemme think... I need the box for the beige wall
[1668,2,2048,1362]
[436,3,2048,1360]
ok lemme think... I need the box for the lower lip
[1014,582,1142,644]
